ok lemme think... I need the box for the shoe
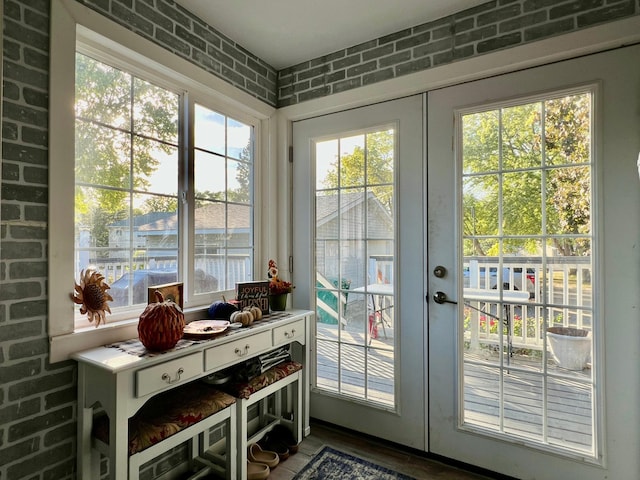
[248,443,279,469]
[247,460,269,480]
[271,424,299,454]
[259,432,290,461]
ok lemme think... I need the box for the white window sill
[50,306,209,363]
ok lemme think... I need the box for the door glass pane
[461,90,595,456]
[314,126,396,408]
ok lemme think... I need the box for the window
[72,53,254,328]
[49,1,272,360]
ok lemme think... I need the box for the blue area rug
[293,446,416,480]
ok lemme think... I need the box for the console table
[73,309,312,480]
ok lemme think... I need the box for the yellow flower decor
[267,259,293,295]
[70,269,113,327]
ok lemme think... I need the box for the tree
[74,53,179,253]
[321,130,394,211]
[462,92,591,257]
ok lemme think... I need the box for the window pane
[193,106,254,293]
[195,104,225,155]
[545,93,591,166]
[502,102,542,170]
[463,110,499,173]
[340,134,365,187]
[227,159,251,204]
[227,118,252,161]
[75,53,130,130]
[316,139,338,191]
[195,150,226,201]
[366,130,394,186]
[133,77,179,144]
[134,138,178,196]
[75,120,130,189]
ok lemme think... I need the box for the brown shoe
[259,433,290,461]
[248,443,279,469]
[247,460,269,480]
[271,424,299,454]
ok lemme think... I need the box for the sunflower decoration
[70,269,113,327]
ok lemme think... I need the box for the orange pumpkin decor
[138,290,185,351]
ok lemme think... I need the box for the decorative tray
[183,320,230,337]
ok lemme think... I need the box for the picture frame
[235,280,270,314]
[148,282,184,309]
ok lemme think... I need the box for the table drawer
[204,330,272,371]
[136,352,203,397]
[273,319,305,346]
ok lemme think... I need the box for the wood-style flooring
[265,420,501,480]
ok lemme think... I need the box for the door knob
[433,291,457,305]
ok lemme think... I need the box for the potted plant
[268,259,293,311]
[546,326,591,370]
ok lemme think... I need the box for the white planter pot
[546,327,591,370]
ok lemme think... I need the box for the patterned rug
[293,446,416,480]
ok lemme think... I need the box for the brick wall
[0,0,76,478]
[278,0,640,107]
[77,0,278,107]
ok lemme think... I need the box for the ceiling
[174,0,489,70]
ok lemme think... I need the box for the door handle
[433,291,457,305]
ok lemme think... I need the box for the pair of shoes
[248,443,279,469]
[247,460,269,480]
[258,432,290,461]
[271,424,299,454]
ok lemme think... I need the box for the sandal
[247,460,269,480]
[248,443,279,469]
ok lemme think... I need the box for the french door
[428,45,640,479]
[292,96,426,449]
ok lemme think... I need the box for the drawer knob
[234,344,250,357]
[161,367,184,384]
[284,329,296,338]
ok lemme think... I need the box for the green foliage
[321,129,394,211]
[75,53,179,248]
[462,92,592,257]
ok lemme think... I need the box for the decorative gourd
[138,290,185,351]
[208,299,239,320]
[244,305,262,321]
[230,309,254,326]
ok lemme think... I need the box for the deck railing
[80,254,251,290]
[464,257,592,352]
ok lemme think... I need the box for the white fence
[81,254,251,291]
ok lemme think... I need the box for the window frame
[49,0,274,362]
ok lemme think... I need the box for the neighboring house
[105,204,251,261]
[315,192,393,287]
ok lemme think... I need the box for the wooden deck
[315,322,594,455]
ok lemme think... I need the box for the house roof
[315,191,393,228]
[110,203,251,233]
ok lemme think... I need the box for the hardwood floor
[265,420,499,480]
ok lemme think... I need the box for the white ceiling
[174,1,489,70]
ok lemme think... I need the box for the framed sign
[148,282,184,309]
[235,281,270,314]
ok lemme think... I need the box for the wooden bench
[93,381,237,480]
[219,361,303,480]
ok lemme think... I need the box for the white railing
[464,257,592,352]
[78,254,251,290]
